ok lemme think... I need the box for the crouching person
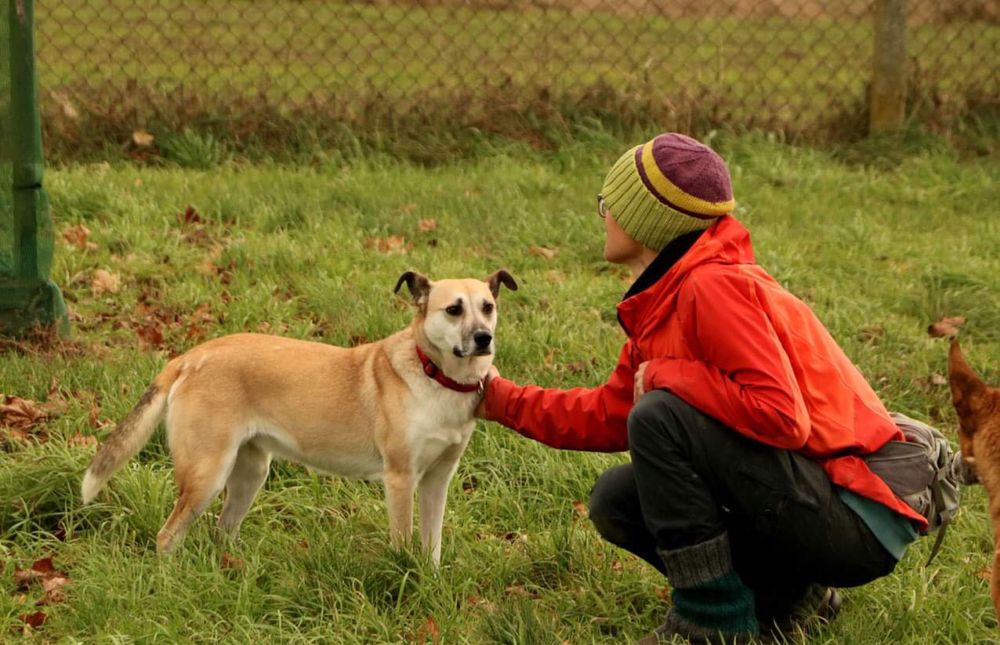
[477,133,930,643]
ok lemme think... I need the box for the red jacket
[484,215,926,529]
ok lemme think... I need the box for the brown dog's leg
[157,493,201,554]
[157,411,240,554]
[384,469,415,551]
[419,439,469,565]
[218,440,271,535]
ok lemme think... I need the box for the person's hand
[475,364,500,419]
[634,361,648,402]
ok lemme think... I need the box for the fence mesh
[31,1,1000,153]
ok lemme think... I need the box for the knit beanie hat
[600,133,735,251]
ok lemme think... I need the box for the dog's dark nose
[474,332,493,349]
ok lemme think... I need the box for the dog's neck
[410,320,491,386]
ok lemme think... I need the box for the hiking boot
[761,586,841,641]
[636,609,757,644]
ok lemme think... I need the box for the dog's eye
[445,304,463,316]
[482,302,494,315]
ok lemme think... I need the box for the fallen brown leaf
[179,205,203,226]
[4,428,33,442]
[571,500,588,518]
[409,615,441,645]
[36,576,70,605]
[61,224,97,251]
[135,322,165,350]
[91,269,121,295]
[927,316,966,338]
[417,218,438,233]
[504,584,538,599]
[529,245,558,260]
[68,433,98,447]
[132,130,155,147]
[1,395,48,432]
[221,552,245,570]
[930,373,948,387]
[87,401,102,429]
[14,557,67,594]
[365,235,412,255]
[39,377,69,417]
[19,611,46,629]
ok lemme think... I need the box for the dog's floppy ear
[486,269,518,298]
[394,271,431,305]
[949,339,989,430]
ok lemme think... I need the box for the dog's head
[948,339,1000,469]
[395,269,517,363]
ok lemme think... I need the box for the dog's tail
[81,363,179,504]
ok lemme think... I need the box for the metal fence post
[1,0,68,334]
[870,0,907,133]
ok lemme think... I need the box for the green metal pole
[1,0,67,334]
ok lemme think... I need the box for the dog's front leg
[384,469,416,550]
[419,438,470,566]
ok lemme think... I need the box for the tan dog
[948,339,1000,616]
[81,270,517,564]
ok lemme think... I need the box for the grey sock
[657,532,733,588]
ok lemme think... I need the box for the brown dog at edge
[948,339,1000,617]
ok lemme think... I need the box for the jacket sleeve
[481,341,638,452]
[642,271,811,450]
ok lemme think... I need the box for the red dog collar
[415,345,483,394]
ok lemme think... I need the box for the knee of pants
[588,465,636,545]
[626,389,691,452]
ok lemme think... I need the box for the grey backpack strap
[925,473,952,567]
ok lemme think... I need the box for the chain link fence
[32,1,1000,158]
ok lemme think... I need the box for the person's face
[598,193,646,265]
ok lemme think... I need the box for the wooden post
[871,0,907,133]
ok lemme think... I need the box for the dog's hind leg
[218,440,271,535]
[157,409,241,554]
[419,438,470,566]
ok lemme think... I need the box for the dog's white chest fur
[406,384,477,474]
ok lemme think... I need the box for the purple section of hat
[633,145,717,220]
[649,133,733,206]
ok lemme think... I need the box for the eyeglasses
[596,193,606,219]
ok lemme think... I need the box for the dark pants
[589,390,897,620]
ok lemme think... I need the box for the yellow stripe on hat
[640,142,735,216]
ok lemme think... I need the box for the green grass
[1,131,999,642]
